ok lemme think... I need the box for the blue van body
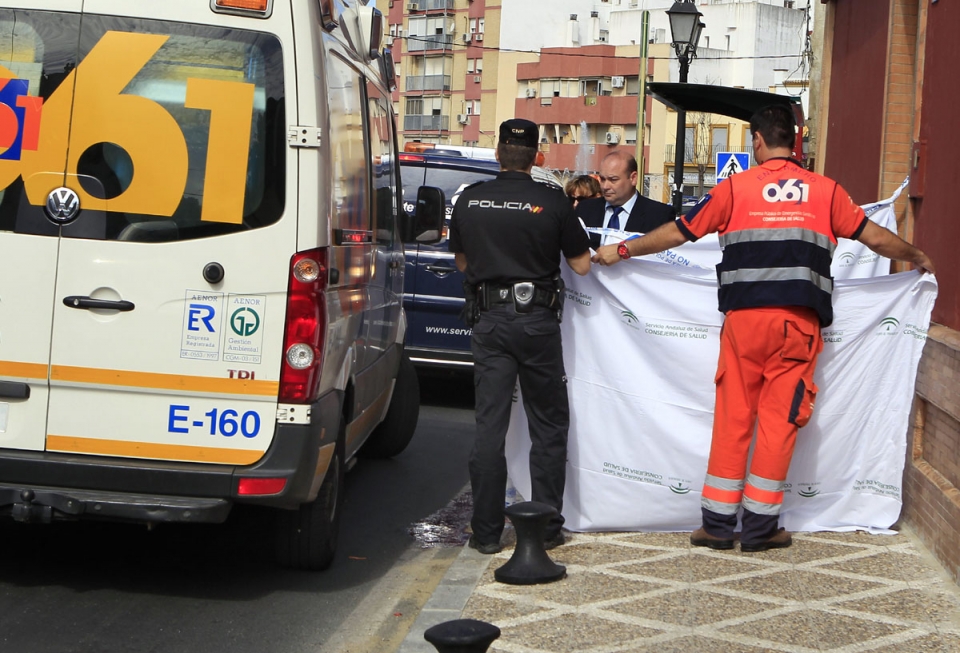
[400,153,500,369]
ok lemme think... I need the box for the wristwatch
[617,241,631,260]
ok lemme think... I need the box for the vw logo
[45,187,81,224]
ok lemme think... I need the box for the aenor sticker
[181,290,224,360]
[223,294,265,364]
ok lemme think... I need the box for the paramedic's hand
[592,244,622,267]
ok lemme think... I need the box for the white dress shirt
[599,192,639,246]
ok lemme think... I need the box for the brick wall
[902,325,960,586]
[879,0,917,229]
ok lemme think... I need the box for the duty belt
[477,281,559,311]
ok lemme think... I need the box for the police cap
[498,119,538,148]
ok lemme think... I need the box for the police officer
[449,118,592,554]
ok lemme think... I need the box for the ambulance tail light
[237,477,288,496]
[279,248,328,403]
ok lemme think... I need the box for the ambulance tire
[358,353,420,459]
[275,423,345,571]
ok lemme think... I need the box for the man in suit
[577,150,675,249]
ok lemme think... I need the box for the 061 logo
[763,179,809,204]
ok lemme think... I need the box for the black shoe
[543,532,565,551]
[690,527,735,550]
[468,536,502,555]
[740,528,792,552]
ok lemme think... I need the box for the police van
[0,0,443,570]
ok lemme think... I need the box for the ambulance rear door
[40,9,297,466]
[0,4,82,452]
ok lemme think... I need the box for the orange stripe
[0,360,48,380]
[702,485,743,504]
[51,365,278,397]
[46,434,265,465]
[744,485,784,506]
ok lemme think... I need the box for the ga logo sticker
[230,307,261,337]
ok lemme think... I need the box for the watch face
[618,243,629,259]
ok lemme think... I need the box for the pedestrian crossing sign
[716,152,750,183]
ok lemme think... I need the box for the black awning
[646,82,801,122]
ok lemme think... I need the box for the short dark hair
[749,104,796,150]
[497,143,537,171]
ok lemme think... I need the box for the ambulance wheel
[359,354,420,459]
[275,426,345,571]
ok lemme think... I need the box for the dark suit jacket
[576,194,676,249]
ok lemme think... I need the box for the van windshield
[0,10,285,242]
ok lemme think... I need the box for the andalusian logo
[669,482,691,494]
[797,485,820,498]
[620,309,639,327]
[877,316,900,336]
[837,252,856,267]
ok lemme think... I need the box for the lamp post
[666,0,704,216]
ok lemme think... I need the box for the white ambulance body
[0,0,441,570]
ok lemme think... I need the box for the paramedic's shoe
[468,536,503,555]
[543,531,565,551]
[740,528,793,553]
[690,527,735,550]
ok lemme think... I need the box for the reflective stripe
[743,484,784,506]
[702,497,740,515]
[702,485,743,505]
[704,474,744,492]
[720,267,833,293]
[742,495,782,516]
[719,228,836,254]
[746,473,784,492]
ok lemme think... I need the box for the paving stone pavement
[401,528,960,653]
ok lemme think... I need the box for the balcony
[403,114,450,131]
[514,94,640,126]
[407,34,454,52]
[664,145,751,164]
[420,0,454,9]
[406,74,452,92]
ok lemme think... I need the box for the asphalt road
[0,371,476,653]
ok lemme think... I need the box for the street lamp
[666,0,704,216]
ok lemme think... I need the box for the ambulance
[0,0,443,570]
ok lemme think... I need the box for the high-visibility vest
[717,159,841,326]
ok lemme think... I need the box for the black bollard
[423,618,501,653]
[494,501,566,585]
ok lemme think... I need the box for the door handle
[425,265,457,276]
[0,381,29,399]
[63,296,135,311]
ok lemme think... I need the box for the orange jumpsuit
[675,158,867,544]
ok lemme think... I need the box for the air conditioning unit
[473,75,481,83]
[605,131,621,144]
[457,114,469,124]
[475,33,484,41]
[407,2,419,11]
[462,33,471,42]
[611,76,625,88]
[385,35,394,45]
[525,88,537,98]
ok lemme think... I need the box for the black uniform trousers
[469,303,570,545]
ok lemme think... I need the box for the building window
[626,76,641,96]
[625,125,638,145]
[540,79,560,98]
[712,127,728,157]
[598,29,609,43]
